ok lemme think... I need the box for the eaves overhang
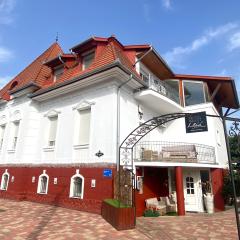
[30,61,146,101]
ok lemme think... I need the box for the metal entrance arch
[119,112,196,167]
[117,110,240,238]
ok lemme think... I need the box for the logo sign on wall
[185,111,208,133]
[103,169,112,178]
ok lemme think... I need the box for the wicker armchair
[160,196,177,212]
[145,197,166,215]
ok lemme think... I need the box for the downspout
[116,74,133,170]
[116,46,153,170]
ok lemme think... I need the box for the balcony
[134,141,216,165]
[135,78,183,114]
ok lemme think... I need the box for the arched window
[69,170,84,199]
[1,171,9,191]
[37,171,49,194]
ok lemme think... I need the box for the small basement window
[82,51,94,70]
[69,171,84,199]
[37,172,49,194]
[1,172,9,191]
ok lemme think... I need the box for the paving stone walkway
[0,199,238,239]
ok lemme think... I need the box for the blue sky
[1,0,240,95]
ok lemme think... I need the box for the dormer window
[53,66,64,82]
[82,51,95,70]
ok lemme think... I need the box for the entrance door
[183,170,201,212]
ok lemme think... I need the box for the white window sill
[73,144,89,150]
[43,146,55,152]
[0,189,7,191]
[7,149,16,153]
[37,192,48,195]
[69,196,83,199]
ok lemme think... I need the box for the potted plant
[202,181,214,214]
[101,199,135,230]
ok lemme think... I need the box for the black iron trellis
[118,111,240,239]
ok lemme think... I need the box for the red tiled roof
[38,36,141,91]
[0,42,62,100]
[1,35,238,109]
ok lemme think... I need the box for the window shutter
[79,109,91,145]
[0,125,6,149]
[14,121,20,138]
[0,125,5,139]
[49,116,58,142]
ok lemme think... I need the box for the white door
[183,170,201,212]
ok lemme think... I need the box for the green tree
[229,135,240,161]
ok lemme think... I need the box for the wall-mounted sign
[103,169,112,178]
[185,111,208,133]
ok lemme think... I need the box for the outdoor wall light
[95,150,104,158]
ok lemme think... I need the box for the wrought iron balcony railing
[143,78,180,104]
[134,141,216,164]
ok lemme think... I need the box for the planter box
[101,201,135,230]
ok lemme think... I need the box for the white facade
[0,67,228,169]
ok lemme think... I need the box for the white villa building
[0,35,238,216]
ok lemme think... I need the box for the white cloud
[0,47,13,62]
[0,75,12,89]
[164,22,238,68]
[228,32,240,51]
[0,0,16,25]
[162,0,171,10]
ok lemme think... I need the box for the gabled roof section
[0,42,63,100]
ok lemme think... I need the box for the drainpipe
[116,74,133,170]
[116,46,153,170]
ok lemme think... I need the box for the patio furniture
[142,150,160,161]
[162,145,197,159]
[145,197,166,215]
[160,196,177,212]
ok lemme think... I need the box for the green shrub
[222,171,240,205]
[143,209,160,217]
[166,211,177,216]
[104,199,131,208]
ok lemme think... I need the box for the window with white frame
[37,172,49,194]
[12,121,20,149]
[0,171,9,191]
[82,51,94,70]
[48,116,58,147]
[0,124,6,150]
[78,108,91,145]
[69,170,84,199]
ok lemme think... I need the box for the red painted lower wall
[0,165,116,214]
[211,168,225,211]
[135,167,169,217]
